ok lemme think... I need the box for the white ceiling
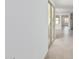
[52,0,73,14]
[53,0,73,8]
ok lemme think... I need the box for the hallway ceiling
[53,0,73,8]
[52,0,73,14]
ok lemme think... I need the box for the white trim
[48,0,55,7]
[42,49,48,59]
[0,0,5,59]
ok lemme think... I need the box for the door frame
[48,0,55,48]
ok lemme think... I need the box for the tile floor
[45,26,73,59]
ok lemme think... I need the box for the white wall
[56,12,70,15]
[5,0,48,59]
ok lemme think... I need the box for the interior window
[56,17,60,24]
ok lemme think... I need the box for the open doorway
[45,0,73,59]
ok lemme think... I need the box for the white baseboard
[42,49,48,59]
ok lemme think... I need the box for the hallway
[45,26,73,59]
